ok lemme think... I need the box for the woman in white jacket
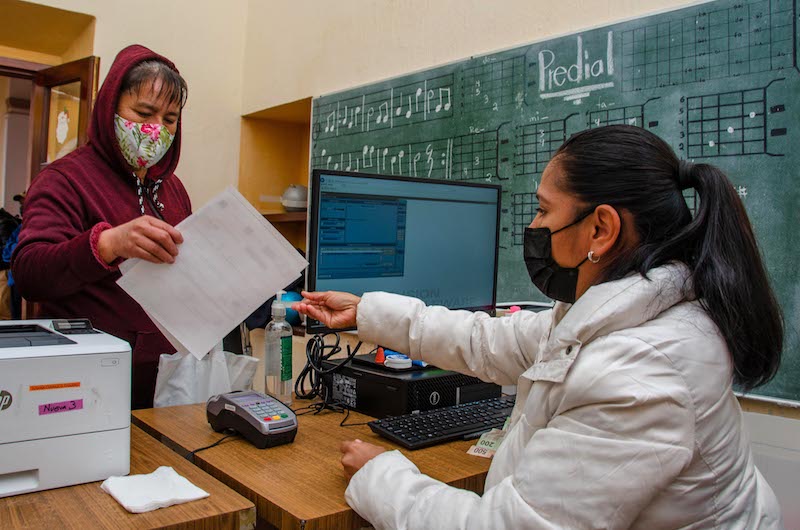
[294,125,784,529]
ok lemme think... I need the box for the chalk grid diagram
[451,130,502,181]
[311,129,501,181]
[588,98,660,128]
[511,192,538,246]
[514,115,577,178]
[686,82,786,157]
[510,189,699,246]
[462,55,526,111]
[622,0,796,92]
[312,73,455,139]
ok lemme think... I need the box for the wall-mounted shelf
[263,211,306,223]
[239,97,312,250]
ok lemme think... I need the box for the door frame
[29,56,99,184]
[0,57,48,80]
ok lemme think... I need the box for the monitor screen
[307,169,501,332]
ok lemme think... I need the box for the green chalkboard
[311,0,800,403]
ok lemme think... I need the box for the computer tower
[321,355,501,418]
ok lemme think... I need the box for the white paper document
[117,187,308,359]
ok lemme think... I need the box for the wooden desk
[0,424,255,530]
[132,404,491,530]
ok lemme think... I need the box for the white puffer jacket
[347,263,783,529]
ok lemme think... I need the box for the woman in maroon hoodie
[12,45,191,409]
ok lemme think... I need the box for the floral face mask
[114,114,175,170]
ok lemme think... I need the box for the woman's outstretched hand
[292,290,361,329]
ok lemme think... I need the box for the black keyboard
[368,396,516,450]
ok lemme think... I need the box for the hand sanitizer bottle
[265,290,293,405]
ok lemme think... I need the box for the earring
[587,250,600,264]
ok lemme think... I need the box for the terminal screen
[308,170,500,331]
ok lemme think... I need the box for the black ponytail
[554,125,782,390]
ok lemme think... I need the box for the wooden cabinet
[238,97,311,250]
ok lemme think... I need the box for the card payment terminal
[206,390,297,449]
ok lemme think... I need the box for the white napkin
[101,466,210,513]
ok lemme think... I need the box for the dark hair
[120,60,188,109]
[553,125,782,390]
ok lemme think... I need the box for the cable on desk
[291,401,371,427]
[338,407,371,427]
[291,332,377,427]
[188,431,236,460]
[294,332,363,404]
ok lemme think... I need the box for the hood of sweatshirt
[87,44,182,183]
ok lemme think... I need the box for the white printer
[0,319,131,498]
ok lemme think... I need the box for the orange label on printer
[29,382,81,391]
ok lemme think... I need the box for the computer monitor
[307,169,501,332]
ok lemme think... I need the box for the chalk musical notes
[412,152,421,176]
[362,145,374,169]
[426,144,434,178]
[313,73,455,138]
[324,111,336,133]
[321,149,334,170]
[435,88,451,112]
[313,126,505,183]
[320,99,366,136]
[377,102,390,124]
[366,107,375,131]
[395,94,413,119]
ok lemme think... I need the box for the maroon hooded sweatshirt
[12,45,192,409]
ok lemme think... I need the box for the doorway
[0,59,40,320]
[0,56,99,319]
[0,1,97,318]
[0,74,30,217]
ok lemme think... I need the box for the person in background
[294,125,784,529]
[12,44,190,409]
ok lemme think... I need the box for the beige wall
[61,18,96,64]
[28,0,249,209]
[242,0,697,114]
[0,45,60,65]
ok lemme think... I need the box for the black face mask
[523,209,594,303]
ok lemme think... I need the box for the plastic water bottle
[265,290,293,405]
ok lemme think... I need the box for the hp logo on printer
[428,391,441,406]
[0,390,12,411]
